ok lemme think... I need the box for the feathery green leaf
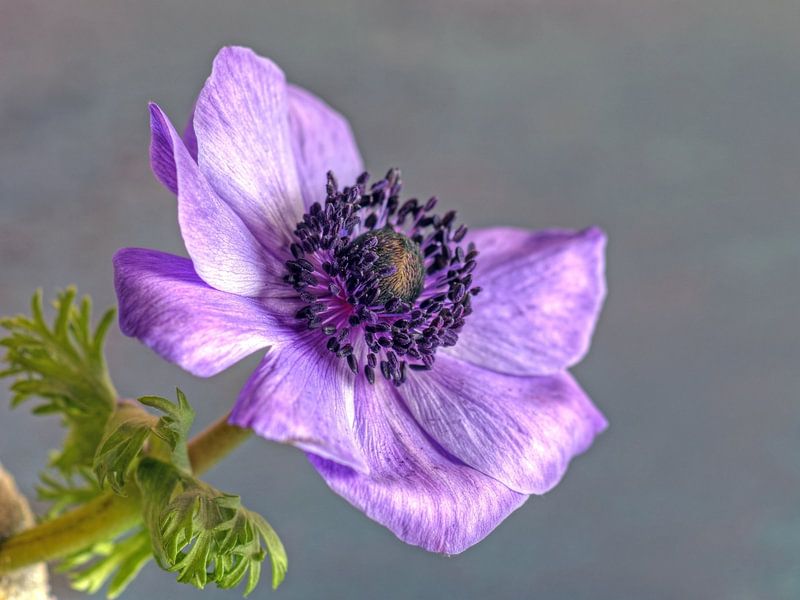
[58,528,153,599]
[1,288,118,477]
[137,458,287,595]
[93,390,195,494]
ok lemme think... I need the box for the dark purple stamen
[283,168,479,386]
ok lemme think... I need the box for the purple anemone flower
[114,46,608,554]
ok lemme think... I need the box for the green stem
[188,413,252,475]
[0,414,251,574]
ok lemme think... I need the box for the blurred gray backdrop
[1,1,799,599]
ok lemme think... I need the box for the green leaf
[1,288,118,477]
[92,390,195,494]
[139,389,194,473]
[1,288,121,520]
[58,528,153,599]
[36,467,101,518]
[94,402,159,494]
[137,457,287,595]
[248,511,288,590]
[135,457,182,568]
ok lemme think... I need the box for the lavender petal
[114,247,289,377]
[400,354,608,494]
[193,46,304,252]
[149,102,282,297]
[229,336,367,473]
[287,84,364,208]
[309,377,528,554]
[445,226,607,375]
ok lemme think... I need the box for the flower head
[114,46,608,554]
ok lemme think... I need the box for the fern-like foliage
[58,528,153,600]
[1,288,117,475]
[95,391,287,596]
[2,291,287,597]
[37,466,102,518]
[137,457,287,595]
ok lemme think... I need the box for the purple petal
[229,336,367,473]
[401,354,607,495]
[147,99,196,183]
[113,247,289,377]
[287,84,364,208]
[149,104,179,194]
[309,377,528,554]
[149,102,281,297]
[193,46,304,252]
[446,226,607,376]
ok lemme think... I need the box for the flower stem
[0,413,251,574]
[188,413,252,475]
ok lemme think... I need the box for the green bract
[93,391,194,495]
[138,456,287,594]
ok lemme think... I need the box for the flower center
[283,168,481,386]
[352,229,424,304]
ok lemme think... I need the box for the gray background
[1,1,798,599]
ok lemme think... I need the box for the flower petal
[229,336,367,473]
[183,106,198,162]
[193,46,304,251]
[149,102,281,297]
[179,81,363,207]
[287,83,364,208]
[149,104,179,194]
[149,100,197,182]
[113,247,288,377]
[309,377,528,554]
[446,226,607,375]
[401,354,607,495]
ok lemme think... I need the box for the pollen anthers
[283,168,481,386]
